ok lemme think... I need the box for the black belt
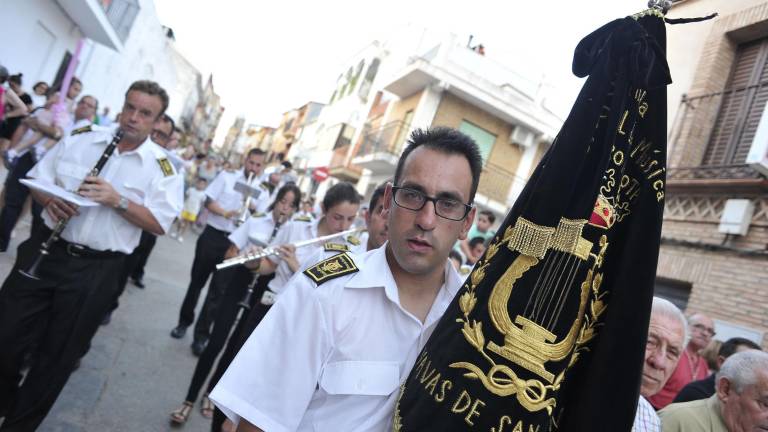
[40,226,126,259]
[205,225,232,236]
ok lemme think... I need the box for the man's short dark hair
[449,250,463,263]
[281,161,293,169]
[719,337,762,359]
[393,127,482,203]
[368,182,388,211]
[468,236,486,249]
[159,113,175,131]
[33,81,47,92]
[9,73,22,86]
[479,209,496,224]
[323,182,361,211]
[71,76,82,87]
[247,148,266,159]
[126,80,169,116]
[81,95,99,111]
[268,183,301,212]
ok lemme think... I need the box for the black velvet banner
[394,12,671,432]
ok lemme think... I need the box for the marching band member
[171,148,269,355]
[170,183,302,425]
[210,128,479,432]
[0,80,183,431]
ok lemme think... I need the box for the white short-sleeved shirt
[28,126,184,253]
[183,188,207,215]
[227,213,282,250]
[265,218,362,295]
[210,244,462,432]
[205,169,270,233]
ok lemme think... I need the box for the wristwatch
[116,195,129,212]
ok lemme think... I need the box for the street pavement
[0,212,215,431]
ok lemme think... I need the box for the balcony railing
[356,121,411,159]
[477,162,514,205]
[667,164,763,181]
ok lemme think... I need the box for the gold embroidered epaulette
[157,158,174,177]
[346,234,361,246]
[303,252,358,285]
[324,242,349,252]
[70,125,92,136]
[294,215,312,222]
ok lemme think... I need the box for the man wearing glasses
[649,312,717,410]
[210,127,481,432]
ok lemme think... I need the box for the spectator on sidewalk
[0,65,30,152]
[649,312,716,409]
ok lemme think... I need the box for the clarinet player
[0,80,184,431]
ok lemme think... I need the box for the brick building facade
[660,0,768,347]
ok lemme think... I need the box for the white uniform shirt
[266,218,361,295]
[210,245,463,432]
[28,126,184,253]
[227,213,281,250]
[205,170,270,233]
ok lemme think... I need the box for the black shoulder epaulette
[303,252,358,285]
[346,234,361,246]
[70,125,92,136]
[294,215,312,222]
[324,242,349,252]
[157,158,174,177]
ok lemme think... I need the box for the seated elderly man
[633,297,688,432]
[659,350,768,431]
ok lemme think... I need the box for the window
[459,121,496,164]
[704,38,768,166]
[653,277,691,311]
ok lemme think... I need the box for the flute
[20,129,124,280]
[217,227,362,271]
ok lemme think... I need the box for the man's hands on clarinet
[78,176,120,207]
[45,197,79,222]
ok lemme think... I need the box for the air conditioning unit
[718,199,755,236]
[510,126,536,148]
[747,103,768,176]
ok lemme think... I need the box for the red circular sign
[312,167,330,182]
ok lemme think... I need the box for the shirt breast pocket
[319,360,400,396]
[56,161,89,191]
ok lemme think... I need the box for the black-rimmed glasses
[391,186,472,221]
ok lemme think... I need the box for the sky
[154,0,656,143]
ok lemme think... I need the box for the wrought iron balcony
[351,121,411,174]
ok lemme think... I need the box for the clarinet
[237,213,286,310]
[20,129,124,280]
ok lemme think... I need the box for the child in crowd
[171,178,208,243]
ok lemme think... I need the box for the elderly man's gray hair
[651,297,689,347]
[716,350,768,393]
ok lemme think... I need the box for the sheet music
[20,178,100,207]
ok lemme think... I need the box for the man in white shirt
[211,127,483,432]
[632,297,688,432]
[171,148,269,355]
[0,80,183,431]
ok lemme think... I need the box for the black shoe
[191,339,208,357]
[101,311,112,326]
[132,277,145,289]
[170,325,187,339]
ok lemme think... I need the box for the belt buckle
[66,243,86,257]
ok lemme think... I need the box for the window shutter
[703,39,768,165]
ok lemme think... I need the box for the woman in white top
[170,183,301,425]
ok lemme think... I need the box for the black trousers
[110,230,157,313]
[0,230,125,431]
[0,152,44,251]
[193,262,240,344]
[209,274,274,432]
[185,267,255,403]
[177,225,230,330]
